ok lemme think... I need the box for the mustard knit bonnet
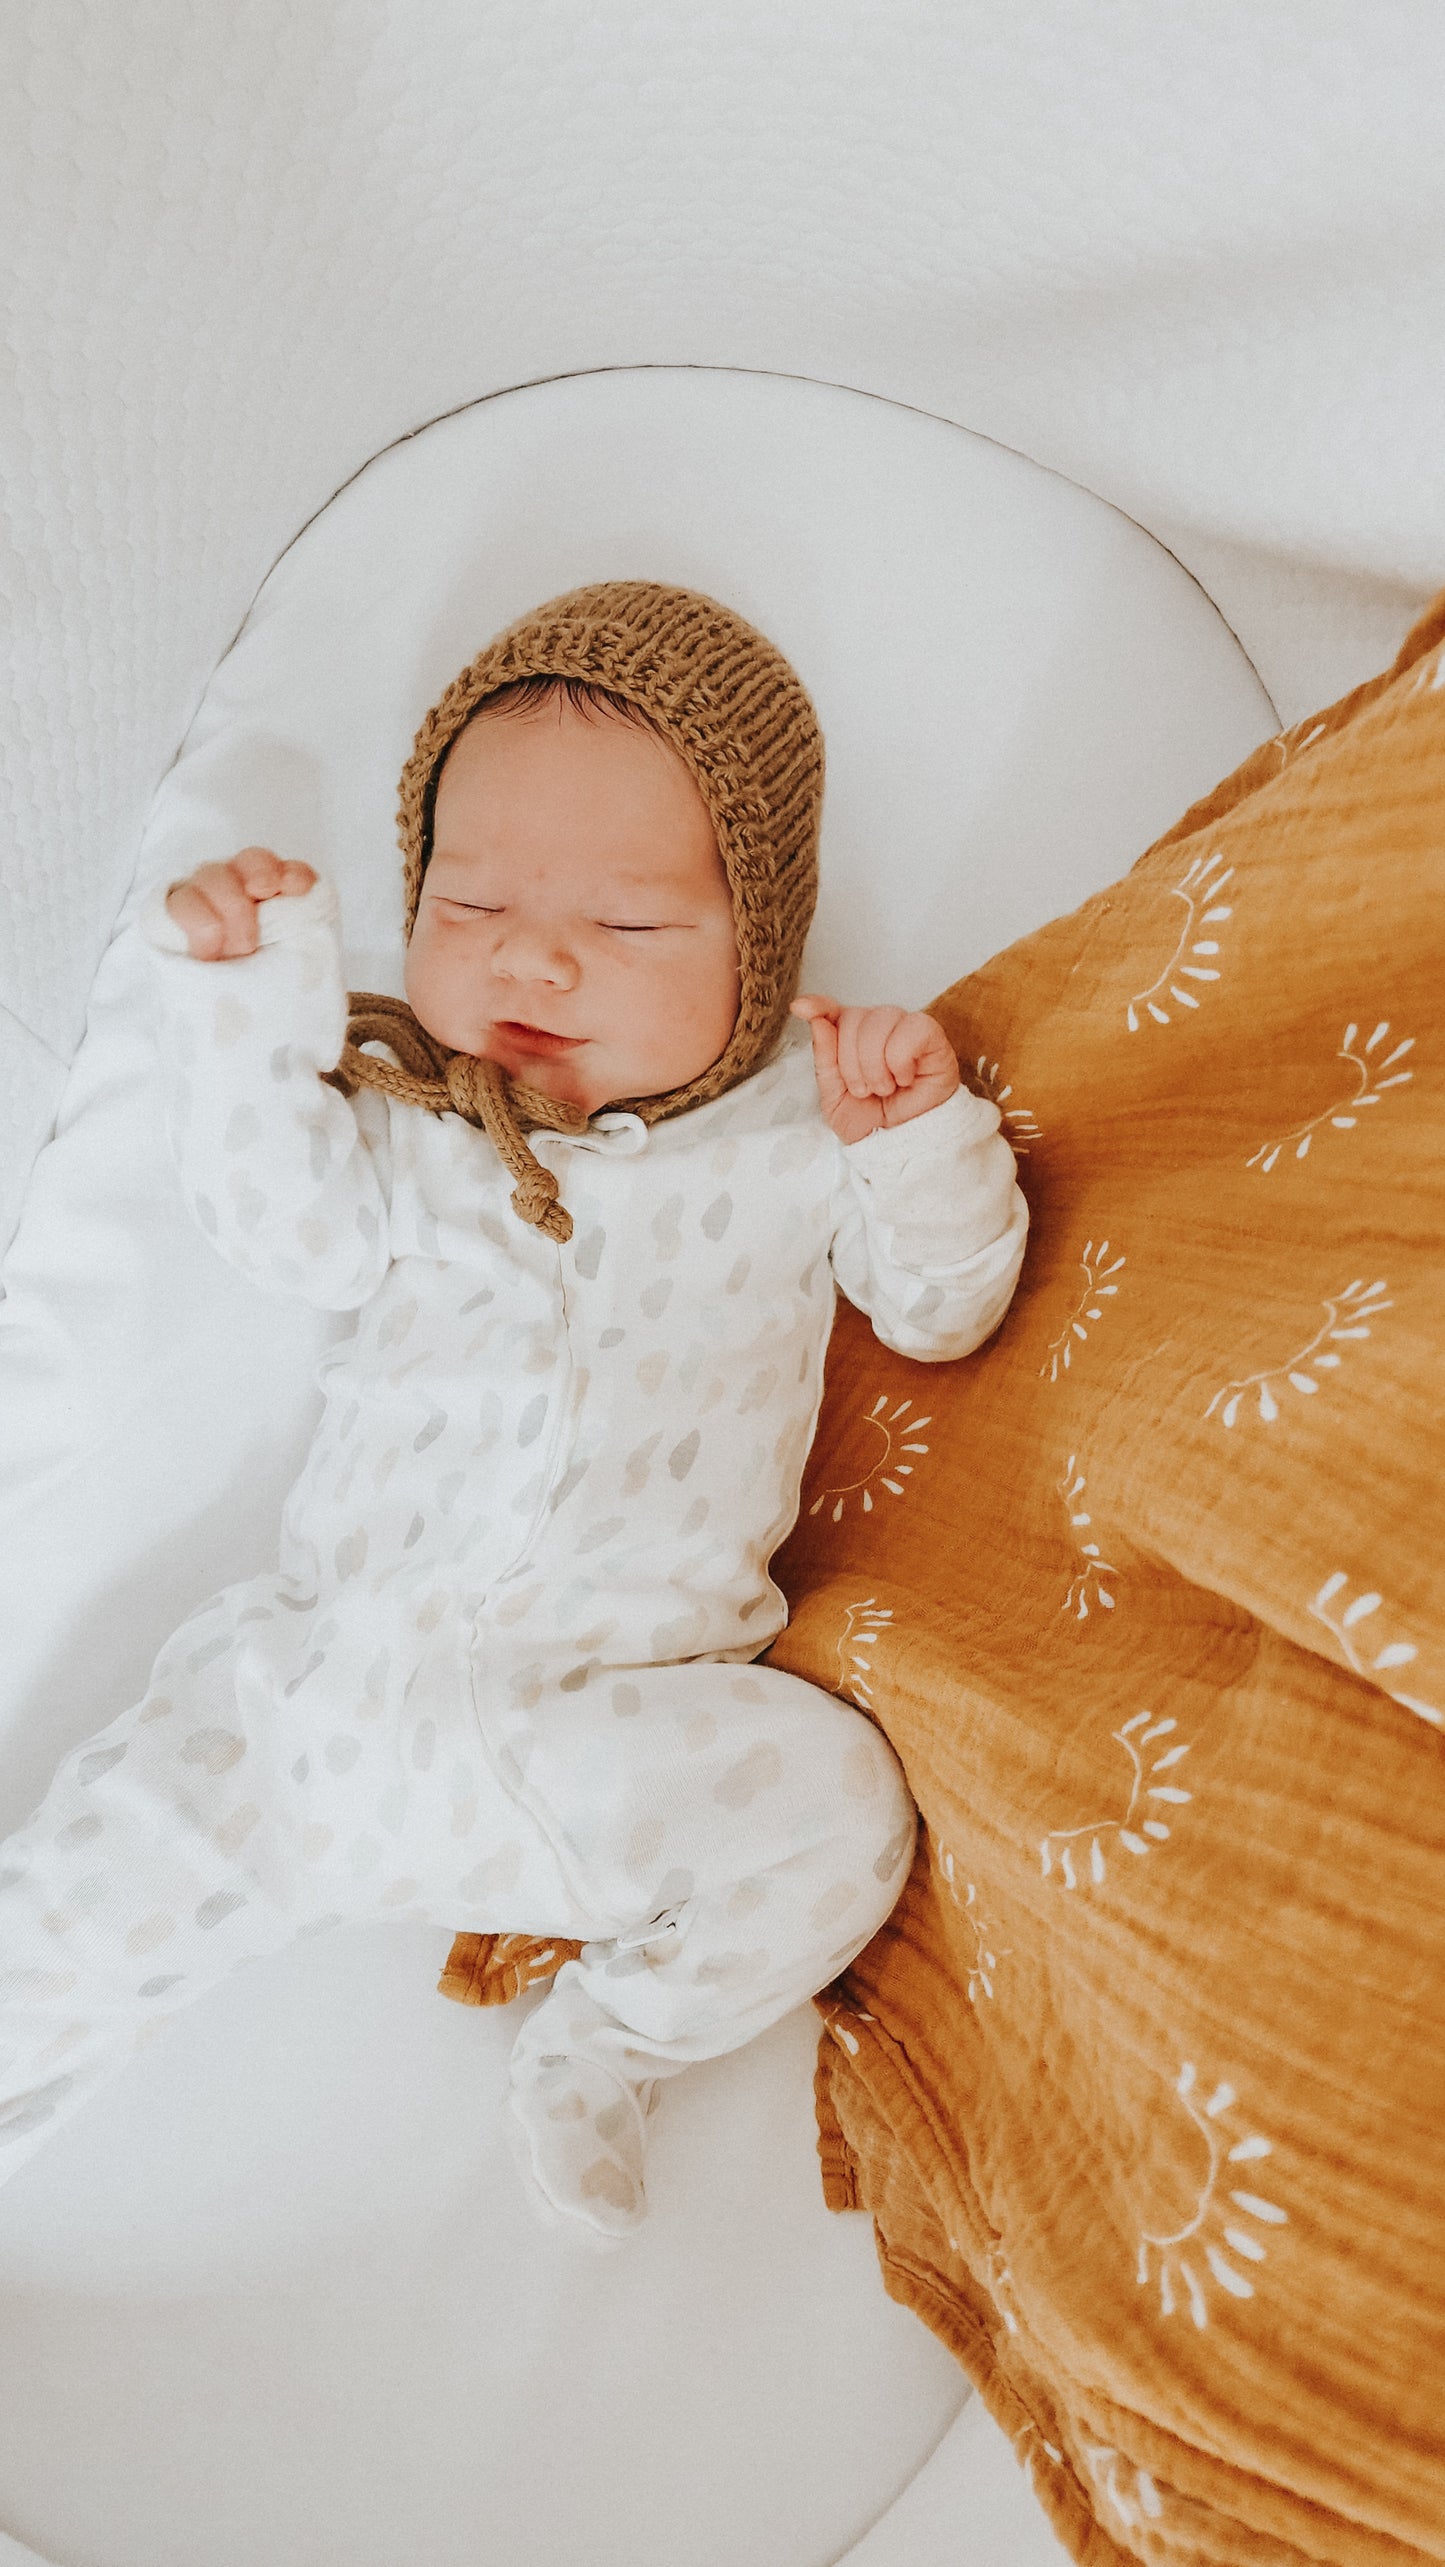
[326,580,825,1242]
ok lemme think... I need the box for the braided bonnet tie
[321,992,591,1244]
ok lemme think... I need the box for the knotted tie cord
[322,991,592,1244]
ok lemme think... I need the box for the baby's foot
[505,2049,657,2246]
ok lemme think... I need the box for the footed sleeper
[0,874,1027,2240]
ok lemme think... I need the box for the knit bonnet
[325,580,825,1241]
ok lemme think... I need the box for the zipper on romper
[613,1906,685,1951]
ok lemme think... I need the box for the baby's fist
[791,995,960,1143]
[163,847,318,959]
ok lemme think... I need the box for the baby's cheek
[672,952,740,1075]
[406,939,477,1052]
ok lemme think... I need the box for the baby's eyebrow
[428,865,696,909]
[586,870,693,901]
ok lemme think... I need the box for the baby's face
[405,699,741,1113]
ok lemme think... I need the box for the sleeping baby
[0,581,1028,2245]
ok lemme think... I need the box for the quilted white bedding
[0,4,1436,2559]
[4,2,1444,1262]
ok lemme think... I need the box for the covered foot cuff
[505,2048,658,2245]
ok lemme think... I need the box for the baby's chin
[409,1000,710,1115]
[475,1033,633,1115]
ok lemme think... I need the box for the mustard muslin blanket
[445,594,1445,2564]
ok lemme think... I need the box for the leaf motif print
[1059,1454,1120,1618]
[1040,1711,1193,1886]
[970,1055,1043,1156]
[806,1394,931,1523]
[1247,1019,1415,1172]
[1309,1572,1443,1731]
[833,1598,894,1710]
[1135,2062,1287,2328]
[1126,849,1233,1032]
[1205,1278,1391,1427]
[1042,1242,1125,1383]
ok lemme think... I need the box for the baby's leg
[0,1594,323,2191]
[0,1585,609,2197]
[504,1661,915,2242]
[0,1581,379,2187]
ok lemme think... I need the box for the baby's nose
[492,924,579,986]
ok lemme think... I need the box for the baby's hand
[163,847,318,959]
[790,994,961,1143]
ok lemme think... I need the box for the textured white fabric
[128,866,1022,1811]
[0,868,1022,2249]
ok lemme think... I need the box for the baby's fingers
[233,846,317,901]
[837,1008,903,1098]
[164,866,259,958]
[791,999,844,1104]
[807,1009,842,1087]
[881,1012,937,1084]
[163,851,316,959]
[854,1009,910,1096]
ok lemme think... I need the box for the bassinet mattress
[0,369,1271,2564]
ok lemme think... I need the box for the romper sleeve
[828,1081,1029,1361]
[135,870,394,1310]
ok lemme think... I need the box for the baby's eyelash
[438,900,672,932]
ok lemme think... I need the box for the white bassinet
[1,10,1441,2563]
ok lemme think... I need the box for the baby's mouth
[491,1019,587,1057]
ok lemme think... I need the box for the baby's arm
[795,994,1028,1361]
[137,847,393,1309]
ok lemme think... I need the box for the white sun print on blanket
[1309,1572,1443,1731]
[1059,1455,1120,1618]
[969,1055,1043,1156]
[1205,1277,1390,1427]
[1039,1711,1193,1887]
[833,1598,894,1711]
[818,1995,877,2061]
[934,1844,1010,2002]
[1247,1018,1414,1172]
[1135,2063,1287,2328]
[1126,849,1233,1032]
[1014,2424,1068,2513]
[983,2246,1023,2338]
[805,1393,931,1522]
[1270,714,1331,769]
[1084,2445,1167,2538]
[1041,1241,1125,1383]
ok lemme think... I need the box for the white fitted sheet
[0,367,1270,2563]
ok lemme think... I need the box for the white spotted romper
[0,875,1028,2240]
